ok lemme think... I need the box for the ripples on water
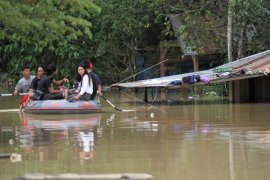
[0,96,270,179]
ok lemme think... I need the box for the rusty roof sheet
[113,50,270,88]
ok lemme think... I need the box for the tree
[152,0,270,60]
[88,0,161,83]
[0,0,100,80]
[1,0,269,84]
[229,0,270,59]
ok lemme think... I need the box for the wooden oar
[16,173,153,179]
[0,153,22,162]
[0,154,11,159]
[100,95,134,112]
[0,93,30,97]
[0,109,19,113]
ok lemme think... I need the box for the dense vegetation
[0,0,269,84]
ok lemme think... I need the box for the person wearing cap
[81,60,102,100]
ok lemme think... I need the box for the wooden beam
[160,46,167,77]
[233,81,240,103]
[192,55,199,72]
[192,55,199,95]
[144,88,148,103]
[160,45,167,101]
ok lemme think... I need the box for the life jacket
[20,94,29,107]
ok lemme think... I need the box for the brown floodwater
[0,93,270,180]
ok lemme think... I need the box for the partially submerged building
[116,50,270,102]
[134,14,226,81]
[125,14,270,103]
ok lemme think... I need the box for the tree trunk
[237,25,245,59]
[227,1,234,102]
[227,13,233,62]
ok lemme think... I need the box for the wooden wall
[231,76,270,103]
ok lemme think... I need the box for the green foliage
[230,0,270,52]
[197,83,228,97]
[89,0,161,83]
[0,0,270,85]
[170,0,270,56]
[0,0,100,80]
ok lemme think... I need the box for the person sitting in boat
[72,64,93,101]
[13,65,35,96]
[28,65,45,100]
[81,59,102,100]
[36,64,69,100]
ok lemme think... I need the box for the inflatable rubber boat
[24,99,101,114]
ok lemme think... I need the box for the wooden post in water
[182,84,189,102]
[229,82,234,102]
[192,55,199,72]
[233,80,240,103]
[160,45,167,101]
[144,88,148,103]
[192,55,199,96]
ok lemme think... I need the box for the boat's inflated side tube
[24,99,101,114]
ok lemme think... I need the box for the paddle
[0,93,31,97]
[100,95,134,112]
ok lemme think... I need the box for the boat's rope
[150,87,158,105]
[103,58,169,91]
[118,90,168,114]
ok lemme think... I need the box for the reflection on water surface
[0,95,270,180]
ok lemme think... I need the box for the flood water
[1,93,270,180]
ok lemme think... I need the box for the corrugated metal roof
[113,50,270,88]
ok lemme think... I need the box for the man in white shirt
[13,65,35,96]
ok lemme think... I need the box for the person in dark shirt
[27,66,44,100]
[30,66,44,91]
[37,64,69,100]
[81,60,102,100]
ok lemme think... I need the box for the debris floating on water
[0,153,22,163]
[9,139,14,145]
[10,153,22,163]
[16,173,153,179]
[1,126,13,132]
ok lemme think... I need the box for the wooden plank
[144,88,148,103]
[160,46,167,77]
[0,109,19,113]
[160,45,167,100]
[15,173,153,180]
[192,55,199,72]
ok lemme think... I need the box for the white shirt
[77,74,93,95]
